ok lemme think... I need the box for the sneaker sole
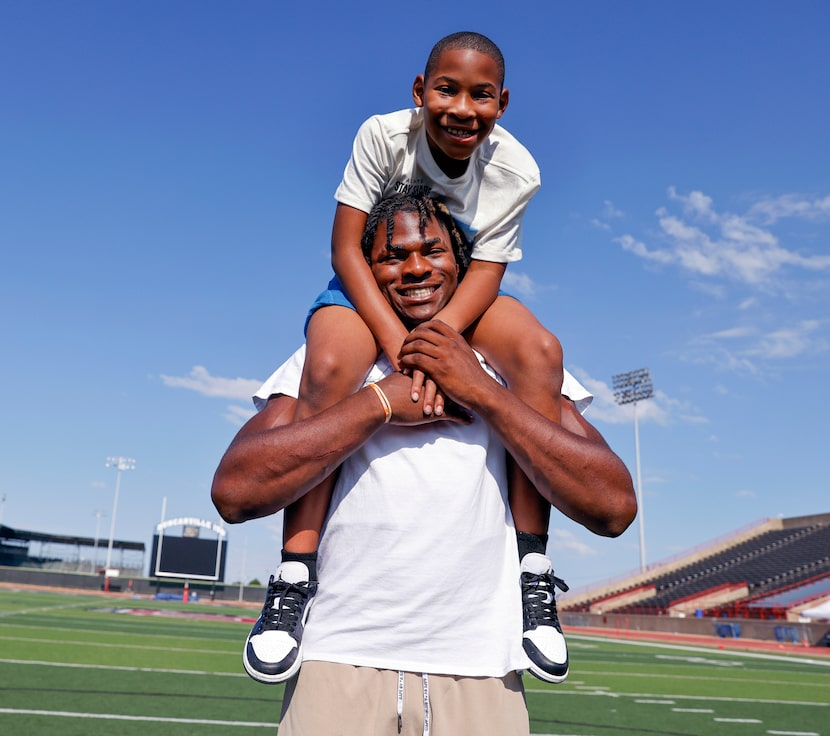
[243,644,303,684]
[527,662,569,684]
[242,595,315,684]
[523,639,569,684]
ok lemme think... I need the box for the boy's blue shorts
[304,276,517,336]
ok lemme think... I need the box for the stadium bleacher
[562,514,830,621]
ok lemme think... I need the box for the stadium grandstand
[0,524,145,577]
[561,513,830,624]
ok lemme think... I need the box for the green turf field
[0,588,827,735]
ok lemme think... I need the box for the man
[212,193,636,735]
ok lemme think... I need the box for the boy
[244,31,569,685]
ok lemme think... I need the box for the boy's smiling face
[412,47,509,178]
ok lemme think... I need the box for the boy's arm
[332,203,409,368]
[432,259,506,333]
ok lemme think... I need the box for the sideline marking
[523,687,828,708]
[0,602,93,618]
[673,708,714,713]
[656,654,743,668]
[0,617,248,645]
[0,709,275,727]
[0,658,247,677]
[576,670,826,691]
[0,710,582,736]
[715,717,763,723]
[0,634,231,656]
[6,660,826,709]
[635,699,675,704]
[569,634,830,668]
[767,731,819,735]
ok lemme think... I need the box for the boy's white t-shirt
[254,347,592,677]
[334,107,541,264]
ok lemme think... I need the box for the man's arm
[398,320,638,537]
[211,374,464,524]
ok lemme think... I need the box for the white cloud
[616,233,676,265]
[502,270,544,300]
[722,353,761,375]
[550,527,598,556]
[744,320,826,360]
[616,188,830,287]
[591,200,625,231]
[707,326,757,340]
[747,194,830,224]
[668,186,716,220]
[695,320,827,366]
[736,489,757,499]
[602,200,625,219]
[161,366,262,401]
[689,280,727,299]
[224,404,256,426]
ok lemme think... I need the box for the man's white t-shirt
[255,348,591,677]
[335,108,540,264]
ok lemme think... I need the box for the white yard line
[0,708,275,728]
[0,658,247,677]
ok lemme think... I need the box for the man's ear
[497,87,509,118]
[412,75,425,107]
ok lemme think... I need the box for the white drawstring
[421,672,430,736]
[396,671,431,736]
[397,670,404,733]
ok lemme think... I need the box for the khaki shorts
[278,661,529,736]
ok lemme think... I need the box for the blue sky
[1,1,828,591]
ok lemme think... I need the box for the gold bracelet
[367,382,392,424]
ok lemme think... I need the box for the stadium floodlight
[91,509,106,572]
[104,456,136,571]
[612,368,654,574]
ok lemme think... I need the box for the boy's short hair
[361,193,472,277]
[424,31,505,88]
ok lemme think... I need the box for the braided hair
[360,193,471,277]
[424,31,505,88]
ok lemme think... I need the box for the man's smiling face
[369,209,460,328]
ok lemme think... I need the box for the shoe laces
[521,570,569,630]
[255,574,317,635]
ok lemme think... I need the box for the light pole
[239,535,248,603]
[612,368,653,574]
[104,456,135,571]
[91,509,106,572]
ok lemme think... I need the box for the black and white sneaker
[243,561,317,684]
[520,552,570,683]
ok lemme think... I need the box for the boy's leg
[467,296,570,683]
[284,305,378,553]
[466,296,563,532]
[244,306,377,684]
